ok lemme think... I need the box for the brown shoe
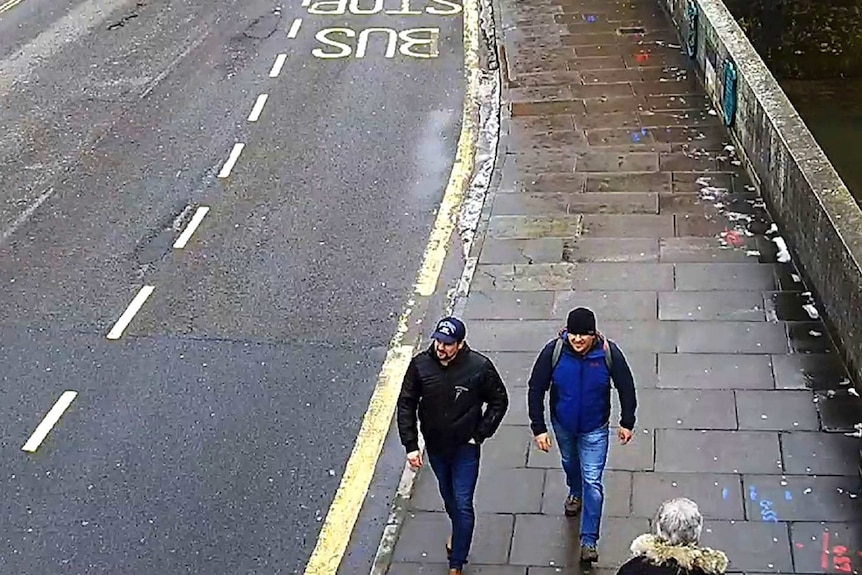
[448,569,462,575]
[564,495,582,517]
[580,544,599,563]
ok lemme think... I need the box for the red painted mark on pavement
[821,532,858,573]
[833,546,853,572]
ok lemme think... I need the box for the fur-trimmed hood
[630,534,729,575]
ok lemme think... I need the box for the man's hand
[407,450,423,469]
[534,432,552,452]
[617,427,633,445]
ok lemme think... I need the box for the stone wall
[660,0,862,386]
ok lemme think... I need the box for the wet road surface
[0,0,463,572]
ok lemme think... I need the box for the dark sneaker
[564,495,582,517]
[580,544,599,563]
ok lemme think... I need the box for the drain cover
[618,26,646,34]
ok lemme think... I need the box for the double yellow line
[0,0,25,16]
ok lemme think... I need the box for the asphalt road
[0,0,464,572]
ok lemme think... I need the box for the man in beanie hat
[397,316,509,575]
[527,307,637,563]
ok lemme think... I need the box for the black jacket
[397,344,508,454]
[617,535,728,575]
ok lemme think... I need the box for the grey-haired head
[652,497,703,546]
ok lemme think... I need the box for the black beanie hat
[567,307,596,335]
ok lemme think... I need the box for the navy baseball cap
[432,317,466,344]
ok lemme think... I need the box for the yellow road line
[301,0,482,572]
[414,0,480,297]
[0,0,26,15]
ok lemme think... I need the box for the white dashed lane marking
[217,143,245,178]
[269,54,287,77]
[248,94,269,122]
[173,206,210,249]
[22,391,78,453]
[106,285,155,340]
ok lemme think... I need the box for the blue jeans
[427,443,480,569]
[551,417,609,547]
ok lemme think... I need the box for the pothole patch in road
[134,201,196,272]
[243,7,284,40]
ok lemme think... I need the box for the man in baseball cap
[397,316,508,575]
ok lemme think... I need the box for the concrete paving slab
[786,322,834,355]
[480,238,566,265]
[655,429,782,474]
[489,215,584,240]
[781,432,861,476]
[502,391,530,427]
[636,389,737,429]
[734,390,820,432]
[771,353,851,391]
[509,116,575,133]
[561,238,660,263]
[542,469,632,517]
[521,131,591,150]
[701,520,793,573]
[483,425,533,469]
[463,291,556,320]
[484,352,539,385]
[476,469,547,514]
[658,291,766,321]
[763,291,819,322]
[742,475,862,522]
[607,428,655,471]
[526,174,589,194]
[552,291,658,320]
[466,320,566,352]
[676,322,789,354]
[584,172,670,193]
[492,192,659,216]
[510,514,583,567]
[589,321,678,353]
[815,391,862,433]
[392,512,514,565]
[673,263,779,291]
[616,352,658,388]
[408,468,445,512]
[631,472,745,520]
[658,353,775,389]
[473,263,674,291]
[574,152,658,172]
[580,215,674,238]
[658,238,758,263]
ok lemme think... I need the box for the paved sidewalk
[386,0,862,573]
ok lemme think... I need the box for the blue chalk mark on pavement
[722,487,729,500]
